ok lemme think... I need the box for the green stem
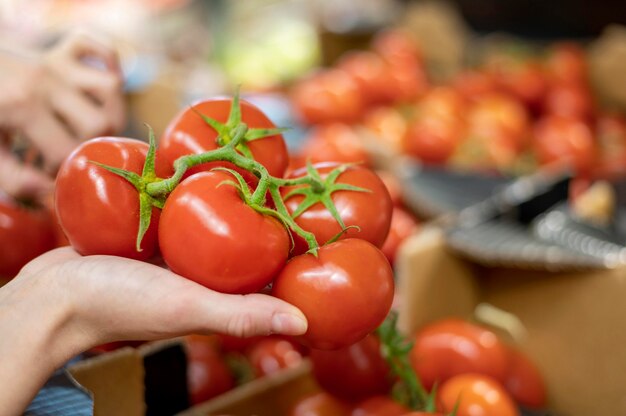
[269,184,319,254]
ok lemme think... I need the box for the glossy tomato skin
[351,396,409,416]
[410,319,511,390]
[381,207,419,265]
[246,337,305,377]
[159,171,289,294]
[299,123,370,167]
[311,334,392,401]
[438,374,519,416]
[290,392,351,416]
[156,98,288,178]
[533,115,596,174]
[272,239,394,350]
[55,138,159,260]
[504,348,547,409]
[185,335,234,405]
[0,197,56,278]
[291,69,364,125]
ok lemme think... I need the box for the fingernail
[272,313,308,335]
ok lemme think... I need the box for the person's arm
[0,248,307,415]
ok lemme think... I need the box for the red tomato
[381,207,419,265]
[410,319,511,390]
[504,348,546,409]
[291,69,364,125]
[299,123,370,166]
[457,124,519,171]
[533,115,596,174]
[401,413,444,416]
[246,337,305,377]
[363,107,408,152]
[543,83,594,120]
[215,333,264,353]
[418,87,467,124]
[352,396,409,416]
[311,334,392,401]
[55,138,159,259]
[376,170,403,207]
[546,43,587,85]
[453,70,499,101]
[290,392,351,416]
[488,57,547,111]
[438,374,519,416]
[0,196,55,278]
[272,239,394,350]
[156,98,288,179]
[372,29,422,69]
[403,117,462,164]
[159,171,289,294]
[284,164,393,256]
[185,335,234,405]
[338,51,389,106]
[382,59,429,104]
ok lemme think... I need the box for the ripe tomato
[363,107,408,152]
[403,117,462,165]
[0,196,56,278]
[487,55,547,112]
[246,337,305,377]
[418,87,466,124]
[215,333,264,353]
[272,239,394,350]
[546,43,587,85]
[284,164,393,256]
[372,29,422,70]
[504,348,546,409]
[543,83,594,120]
[185,335,234,405]
[454,124,519,171]
[438,374,519,416]
[156,98,288,179]
[351,396,409,416]
[381,207,419,265]
[289,392,351,416]
[453,70,499,101]
[401,413,444,416]
[55,138,159,260]
[311,334,392,401]
[533,115,596,174]
[159,171,289,294]
[382,59,429,104]
[410,319,511,390]
[291,69,364,125]
[338,51,389,106]
[299,123,370,167]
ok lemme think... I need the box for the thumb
[0,148,53,200]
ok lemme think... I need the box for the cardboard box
[396,226,626,416]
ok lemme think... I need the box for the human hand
[0,31,126,199]
[0,248,307,414]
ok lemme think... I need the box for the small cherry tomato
[291,69,364,125]
[504,348,547,409]
[55,137,159,260]
[299,123,370,166]
[311,334,393,401]
[381,207,419,265]
[352,396,409,416]
[410,319,511,390]
[159,171,289,294]
[438,374,519,416]
[185,335,234,405]
[272,239,394,350]
[246,337,305,377]
[289,392,351,416]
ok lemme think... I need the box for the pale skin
[0,248,308,415]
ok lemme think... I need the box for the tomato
[156,98,288,179]
[546,43,587,85]
[311,334,392,401]
[418,87,466,124]
[504,348,546,409]
[284,164,393,256]
[338,51,389,106]
[453,70,499,101]
[55,138,159,260]
[299,123,370,167]
[351,396,409,416]
[215,333,264,353]
[595,113,626,178]
[488,57,547,111]
[372,30,422,69]
[291,69,364,125]
[403,117,462,165]
[382,59,429,104]
[246,337,305,377]
[289,392,351,416]
[272,239,394,350]
[410,319,511,390]
[453,124,519,171]
[376,170,403,207]
[438,374,519,416]
[401,413,444,416]
[185,335,234,405]
[363,107,408,152]
[533,115,596,174]
[0,196,55,278]
[159,171,289,294]
[543,83,594,120]
[381,207,419,265]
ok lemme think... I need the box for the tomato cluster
[54,94,395,351]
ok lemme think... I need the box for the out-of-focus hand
[0,31,126,199]
[0,248,307,415]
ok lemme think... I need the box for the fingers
[0,147,53,199]
[49,84,113,140]
[20,248,80,276]
[21,110,77,169]
[56,31,120,73]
